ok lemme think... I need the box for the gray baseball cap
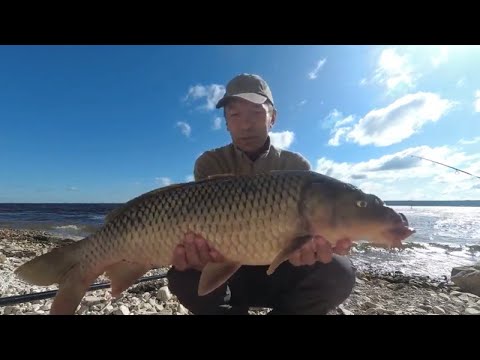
[215,73,274,109]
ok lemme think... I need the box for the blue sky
[1,45,480,203]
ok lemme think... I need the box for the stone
[176,304,189,315]
[102,305,114,314]
[451,262,480,276]
[157,310,173,315]
[419,305,433,311]
[114,305,130,315]
[464,307,480,315]
[433,306,446,314]
[148,298,157,307]
[84,296,103,304]
[451,268,480,296]
[156,286,172,302]
[4,306,16,315]
[438,293,450,301]
[339,304,354,315]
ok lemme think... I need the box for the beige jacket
[194,137,311,181]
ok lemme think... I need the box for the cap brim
[215,93,267,108]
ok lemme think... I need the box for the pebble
[84,296,103,304]
[464,307,480,315]
[438,293,450,301]
[114,305,130,315]
[156,286,172,302]
[176,304,189,315]
[433,306,446,314]
[338,304,354,315]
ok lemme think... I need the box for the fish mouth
[383,224,415,247]
[382,212,415,247]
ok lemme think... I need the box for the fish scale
[94,173,295,264]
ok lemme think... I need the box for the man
[167,73,356,315]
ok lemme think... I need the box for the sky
[1,45,480,203]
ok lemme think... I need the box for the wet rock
[451,264,480,296]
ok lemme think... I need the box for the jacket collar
[232,136,274,162]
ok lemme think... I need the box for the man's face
[224,97,276,153]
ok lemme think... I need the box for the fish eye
[356,200,368,208]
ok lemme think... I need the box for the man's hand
[171,232,226,271]
[289,236,352,266]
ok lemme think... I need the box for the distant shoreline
[385,200,480,207]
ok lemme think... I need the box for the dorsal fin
[104,173,238,224]
[206,173,236,180]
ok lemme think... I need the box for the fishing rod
[0,273,167,307]
[410,155,480,180]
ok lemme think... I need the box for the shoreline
[1,228,480,315]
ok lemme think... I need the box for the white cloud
[328,127,351,147]
[269,131,294,149]
[459,136,480,145]
[308,58,326,79]
[474,90,480,112]
[212,117,222,130]
[155,177,172,187]
[431,45,449,67]
[66,186,78,192]
[323,109,355,147]
[328,92,455,147]
[176,121,191,137]
[185,175,195,182]
[372,48,416,92]
[184,84,225,111]
[456,78,465,88]
[315,145,480,200]
[298,100,307,106]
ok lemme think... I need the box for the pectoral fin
[198,261,241,296]
[267,235,312,275]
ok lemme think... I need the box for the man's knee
[321,255,357,304]
[275,255,356,315]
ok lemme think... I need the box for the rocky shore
[1,228,480,315]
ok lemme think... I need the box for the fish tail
[14,239,97,315]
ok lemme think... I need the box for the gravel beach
[1,228,480,315]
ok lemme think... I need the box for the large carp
[14,170,414,314]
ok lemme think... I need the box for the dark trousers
[167,255,356,315]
